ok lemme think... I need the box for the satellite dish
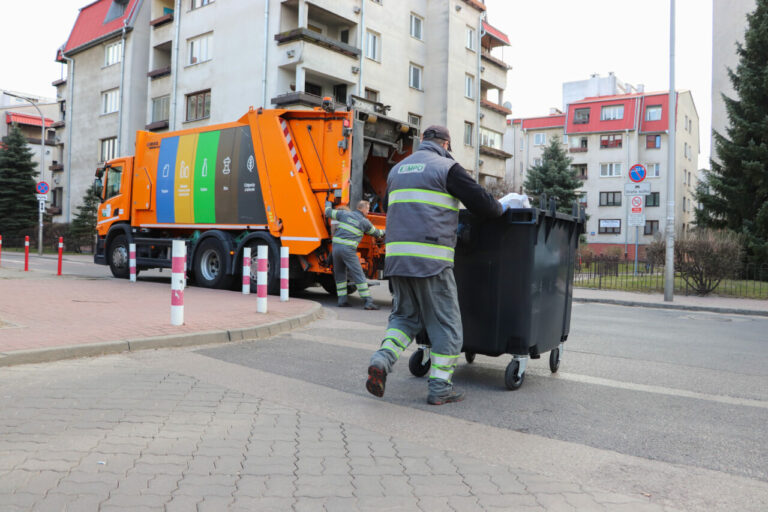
[503,101,512,111]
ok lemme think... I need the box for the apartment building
[508,88,700,257]
[0,90,63,214]
[52,0,511,222]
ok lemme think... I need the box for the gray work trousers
[370,268,462,396]
[332,245,370,298]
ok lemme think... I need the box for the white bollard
[257,245,268,313]
[280,246,289,302]
[129,243,136,282]
[171,240,186,326]
[242,246,251,295]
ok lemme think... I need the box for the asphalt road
[199,287,768,483]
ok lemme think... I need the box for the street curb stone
[574,297,768,317]
[0,302,322,368]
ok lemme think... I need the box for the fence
[575,258,768,299]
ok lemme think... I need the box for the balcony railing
[271,91,324,109]
[481,51,510,70]
[569,147,588,153]
[51,78,66,87]
[480,99,511,115]
[479,145,512,159]
[51,120,65,129]
[145,120,169,131]
[49,163,64,172]
[274,28,360,58]
[147,66,171,79]
[150,13,173,27]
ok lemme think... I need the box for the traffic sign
[631,196,643,211]
[628,213,646,227]
[38,200,46,213]
[629,164,647,183]
[36,181,49,195]
[624,182,651,195]
[36,194,48,201]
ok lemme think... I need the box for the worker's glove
[325,200,333,211]
[501,202,511,213]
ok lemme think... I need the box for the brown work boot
[366,364,387,397]
[427,388,465,405]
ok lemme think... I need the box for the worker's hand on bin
[501,202,511,213]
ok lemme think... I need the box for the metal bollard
[242,246,251,295]
[257,245,268,313]
[57,237,63,275]
[129,243,136,282]
[171,240,186,326]
[280,246,289,301]
[24,236,29,271]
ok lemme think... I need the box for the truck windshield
[105,166,123,199]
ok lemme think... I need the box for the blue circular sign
[629,164,647,183]
[36,181,49,194]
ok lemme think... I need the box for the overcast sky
[2,0,714,168]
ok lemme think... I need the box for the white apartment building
[52,0,511,222]
[508,88,700,258]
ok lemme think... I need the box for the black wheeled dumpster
[407,200,585,390]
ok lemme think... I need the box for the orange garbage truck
[93,99,416,294]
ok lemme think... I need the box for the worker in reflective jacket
[325,200,384,310]
[366,125,506,405]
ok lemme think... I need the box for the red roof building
[62,0,141,55]
[5,112,54,128]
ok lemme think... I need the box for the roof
[520,115,566,130]
[482,21,510,46]
[5,112,54,128]
[62,0,141,55]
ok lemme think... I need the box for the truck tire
[194,238,232,289]
[244,235,280,295]
[108,234,130,279]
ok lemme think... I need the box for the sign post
[36,182,49,256]
[627,165,647,275]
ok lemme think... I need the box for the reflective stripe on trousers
[380,328,411,359]
[357,281,370,298]
[429,352,459,382]
[336,281,347,297]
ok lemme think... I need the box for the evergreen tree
[697,0,768,264]
[0,125,38,239]
[70,184,102,250]
[523,136,582,212]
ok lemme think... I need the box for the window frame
[644,220,660,236]
[574,108,590,124]
[464,121,473,146]
[100,137,117,162]
[410,13,423,40]
[188,32,213,65]
[365,30,381,61]
[534,133,546,146]
[151,95,170,123]
[104,41,122,67]
[599,134,623,149]
[479,127,502,149]
[598,219,622,234]
[466,26,476,51]
[599,162,622,177]
[409,63,423,90]
[645,192,660,207]
[101,88,119,115]
[185,89,211,122]
[600,104,624,121]
[646,163,661,178]
[464,74,474,99]
[645,105,662,121]
[408,113,421,129]
[191,0,213,8]
[646,134,661,149]
[599,191,622,207]
[364,88,379,102]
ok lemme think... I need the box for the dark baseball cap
[422,125,452,151]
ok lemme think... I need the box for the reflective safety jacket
[325,207,383,248]
[384,141,459,278]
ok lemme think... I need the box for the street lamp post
[5,92,46,256]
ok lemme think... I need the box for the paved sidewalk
[0,265,320,367]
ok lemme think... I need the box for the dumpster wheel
[505,361,525,390]
[465,352,476,364]
[408,349,430,377]
[549,348,561,373]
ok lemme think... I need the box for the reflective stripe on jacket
[325,207,383,248]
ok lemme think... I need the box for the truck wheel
[194,238,232,289]
[108,234,130,279]
[245,236,280,295]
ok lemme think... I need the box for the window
[365,30,380,61]
[364,88,379,102]
[682,196,687,212]
[646,163,661,178]
[410,13,423,40]
[646,134,661,149]
[480,128,502,148]
[599,191,622,206]
[101,89,119,114]
[534,133,546,146]
[600,134,622,149]
[465,74,474,98]
[574,108,590,124]
[684,142,689,159]
[578,192,587,208]
[104,41,122,67]
[688,171,692,186]
[601,104,624,120]
[409,63,423,90]
[339,29,349,44]
[305,82,322,96]
[100,137,117,162]
[646,105,662,121]
[599,219,621,234]
[52,187,63,209]
[408,113,421,129]
[644,220,659,236]
[191,0,213,8]
[189,33,212,65]
[579,137,588,149]
[105,166,122,199]
[152,95,170,123]
[573,164,587,180]
[185,89,211,121]
[533,158,542,167]
[466,26,476,51]
[464,122,473,146]
[646,192,660,207]
[600,162,622,177]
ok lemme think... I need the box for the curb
[574,297,768,317]
[0,302,323,368]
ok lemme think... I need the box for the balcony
[51,120,65,129]
[46,206,62,216]
[481,50,510,71]
[150,13,173,28]
[569,147,588,153]
[271,91,325,109]
[274,28,360,58]
[481,99,511,116]
[147,66,171,79]
[51,78,66,87]
[145,120,169,131]
[49,163,64,172]
[479,145,512,159]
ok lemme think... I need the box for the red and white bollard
[242,246,251,295]
[257,245,268,313]
[280,246,289,302]
[57,237,63,275]
[129,243,137,283]
[171,240,186,326]
[24,236,29,271]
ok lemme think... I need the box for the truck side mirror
[93,178,103,197]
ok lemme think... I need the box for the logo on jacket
[398,163,425,174]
